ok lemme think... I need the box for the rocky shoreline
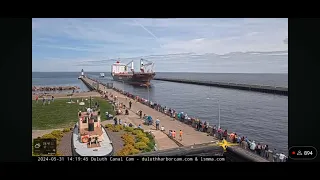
[32,86,80,91]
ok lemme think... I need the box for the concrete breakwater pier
[80,77,285,162]
[154,77,288,96]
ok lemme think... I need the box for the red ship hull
[112,72,155,86]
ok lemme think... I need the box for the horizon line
[32,71,288,74]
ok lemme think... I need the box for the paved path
[83,77,217,148]
[57,131,72,156]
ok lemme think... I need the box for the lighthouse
[78,69,85,79]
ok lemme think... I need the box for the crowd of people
[35,95,55,105]
[90,77,287,162]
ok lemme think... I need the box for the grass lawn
[32,97,115,130]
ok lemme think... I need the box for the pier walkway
[80,77,281,162]
[101,113,179,150]
[81,77,218,148]
[154,77,288,96]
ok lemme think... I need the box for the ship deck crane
[140,58,154,73]
[125,60,134,73]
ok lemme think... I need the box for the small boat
[100,73,105,78]
[72,109,114,156]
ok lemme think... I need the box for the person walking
[156,118,160,130]
[129,101,132,109]
[172,131,176,138]
[139,110,142,119]
[35,95,39,103]
[179,130,183,141]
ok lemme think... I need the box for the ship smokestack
[88,118,94,131]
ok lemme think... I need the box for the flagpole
[218,100,220,129]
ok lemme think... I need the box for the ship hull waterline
[111,73,155,86]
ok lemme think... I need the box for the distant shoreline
[31,91,100,100]
[32,71,288,74]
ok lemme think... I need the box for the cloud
[32,18,288,72]
[32,51,288,73]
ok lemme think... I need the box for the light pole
[90,96,92,109]
[218,100,220,129]
[206,98,221,129]
[122,81,125,92]
[147,86,150,102]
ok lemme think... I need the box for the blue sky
[32,18,288,73]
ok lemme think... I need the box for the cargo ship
[111,58,155,86]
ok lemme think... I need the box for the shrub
[145,133,155,150]
[115,125,123,130]
[129,148,140,155]
[125,144,135,150]
[41,133,57,140]
[107,126,114,131]
[124,127,134,132]
[105,124,123,132]
[146,132,154,140]
[132,129,144,135]
[51,130,64,140]
[142,146,152,153]
[117,144,139,156]
[62,128,70,133]
[116,151,127,156]
[136,132,146,139]
[105,124,116,131]
[40,130,65,146]
[121,133,135,146]
[113,125,121,132]
[105,124,113,129]
[140,137,150,144]
[147,141,155,150]
[134,142,148,150]
[137,131,146,137]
